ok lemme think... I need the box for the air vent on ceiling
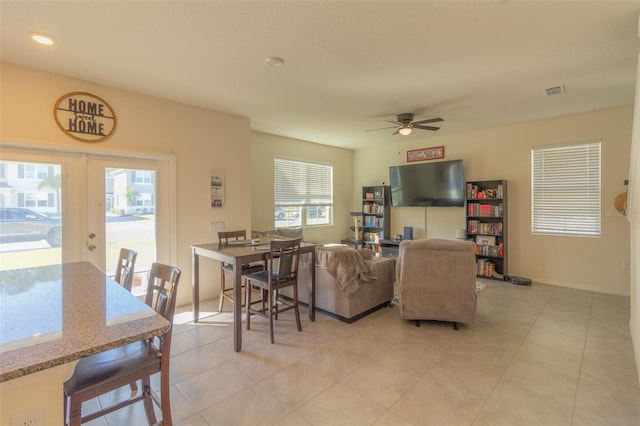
[545,84,565,96]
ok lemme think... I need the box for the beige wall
[354,105,634,296]
[629,54,640,382]
[250,132,353,244]
[2,60,639,380]
[0,63,253,307]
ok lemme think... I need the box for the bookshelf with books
[361,185,390,252]
[466,180,507,280]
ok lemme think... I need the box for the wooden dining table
[192,239,317,352]
[0,261,170,425]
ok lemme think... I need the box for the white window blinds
[531,141,601,237]
[274,158,333,207]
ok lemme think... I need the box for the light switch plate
[209,221,224,232]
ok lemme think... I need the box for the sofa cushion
[251,227,304,240]
[277,227,303,239]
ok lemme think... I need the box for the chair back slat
[144,263,181,321]
[219,230,246,243]
[268,238,301,284]
[114,248,137,291]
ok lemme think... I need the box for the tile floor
[86,280,640,425]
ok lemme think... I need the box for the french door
[0,145,175,292]
[86,155,172,293]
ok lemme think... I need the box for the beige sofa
[252,227,304,240]
[285,245,395,323]
[397,239,477,325]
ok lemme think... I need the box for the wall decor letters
[54,92,117,142]
[407,146,444,162]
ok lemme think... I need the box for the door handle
[88,233,96,239]
[88,245,96,251]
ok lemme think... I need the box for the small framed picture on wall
[211,175,224,208]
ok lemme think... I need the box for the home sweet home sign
[54,92,117,142]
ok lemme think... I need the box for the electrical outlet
[10,407,45,426]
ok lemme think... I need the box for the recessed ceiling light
[264,56,284,67]
[29,32,55,45]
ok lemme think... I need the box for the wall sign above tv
[407,146,444,162]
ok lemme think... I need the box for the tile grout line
[568,291,595,425]
[470,282,554,426]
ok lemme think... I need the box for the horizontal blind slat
[275,158,334,206]
[531,141,601,236]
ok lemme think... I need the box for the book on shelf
[466,183,477,199]
[363,203,384,213]
[475,235,496,246]
[467,220,502,235]
[468,203,503,217]
[466,183,504,200]
[476,258,495,277]
[363,215,384,227]
[475,242,503,257]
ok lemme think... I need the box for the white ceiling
[1,1,639,150]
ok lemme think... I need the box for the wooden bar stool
[114,247,137,291]
[245,237,303,343]
[218,230,264,311]
[63,263,181,426]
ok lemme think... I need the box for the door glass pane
[104,168,156,294]
[0,161,62,270]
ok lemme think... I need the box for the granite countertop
[0,261,171,382]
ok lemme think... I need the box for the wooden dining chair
[63,262,181,426]
[245,237,303,343]
[113,248,140,396]
[114,247,138,291]
[218,230,264,311]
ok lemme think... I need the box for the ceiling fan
[367,113,443,136]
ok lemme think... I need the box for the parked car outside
[0,207,62,247]
[306,206,327,219]
[275,207,300,220]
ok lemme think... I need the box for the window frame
[274,157,333,228]
[531,140,601,237]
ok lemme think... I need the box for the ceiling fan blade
[412,117,444,125]
[392,129,400,136]
[413,124,441,131]
[365,125,399,132]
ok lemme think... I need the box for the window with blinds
[274,158,333,227]
[531,141,601,237]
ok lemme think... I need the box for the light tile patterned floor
[84,281,640,425]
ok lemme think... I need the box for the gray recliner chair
[396,238,477,327]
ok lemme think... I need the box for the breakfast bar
[0,262,170,425]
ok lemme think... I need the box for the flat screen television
[389,159,465,207]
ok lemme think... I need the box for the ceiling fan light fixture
[398,125,413,136]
